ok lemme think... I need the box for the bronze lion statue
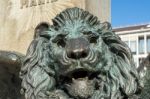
[20,7,142,99]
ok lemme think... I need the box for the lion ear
[34,22,50,39]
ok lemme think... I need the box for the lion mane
[20,7,142,99]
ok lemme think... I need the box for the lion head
[20,8,142,99]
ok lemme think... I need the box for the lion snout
[65,37,90,59]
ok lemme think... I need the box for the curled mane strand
[52,7,100,28]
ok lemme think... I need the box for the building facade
[114,24,150,67]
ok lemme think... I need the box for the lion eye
[83,31,99,43]
[89,35,99,43]
[52,34,67,47]
[57,39,66,47]
[83,31,91,35]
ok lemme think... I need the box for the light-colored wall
[0,0,111,54]
[0,0,85,54]
[85,0,111,22]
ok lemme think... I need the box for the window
[139,37,144,54]
[139,58,145,65]
[130,41,136,54]
[147,36,150,53]
[124,41,129,46]
[133,57,137,67]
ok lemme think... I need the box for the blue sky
[112,0,150,27]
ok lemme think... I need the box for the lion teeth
[72,78,76,82]
[85,77,88,81]
[72,78,75,80]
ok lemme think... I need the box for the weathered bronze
[20,7,142,99]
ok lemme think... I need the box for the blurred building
[114,24,150,67]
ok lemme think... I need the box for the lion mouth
[59,68,98,84]
[58,68,99,98]
[62,68,97,79]
[69,69,90,79]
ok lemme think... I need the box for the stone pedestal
[0,0,111,54]
[85,0,111,22]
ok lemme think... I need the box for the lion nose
[66,37,90,59]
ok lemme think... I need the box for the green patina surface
[20,7,142,99]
